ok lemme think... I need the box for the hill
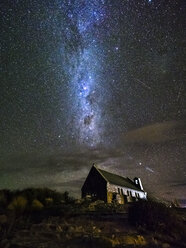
[0,188,186,248]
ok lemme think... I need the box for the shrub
[0,191,8,209]
[128,200,185,237]
[20,188,65,205]
[45,197,53,206]
[8,196,27,213]
[0,188,75,213]
[0,190,12,210]
[32,199,44,210]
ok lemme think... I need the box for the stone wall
[106,183,146,204]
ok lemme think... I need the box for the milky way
[65,0,107,147]
[0,0,186,201]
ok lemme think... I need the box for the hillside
[0,188,186,248]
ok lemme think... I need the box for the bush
[8,196,27,213]
[45,197,53,206]
[0,188,75,215]
[21,188,63,205]
[0,191,8,209]
[32,199,44,210]
[128,200,185,237]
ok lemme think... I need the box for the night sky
[1,0,186,202]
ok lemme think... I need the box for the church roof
[95,166,144,192]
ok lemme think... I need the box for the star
[0,0,185,202]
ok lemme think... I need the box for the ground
[0,190,186,248]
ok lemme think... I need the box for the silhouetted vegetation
[128,200,186,240]
[0,189,186,247]
[0,188,74,215]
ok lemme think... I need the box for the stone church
[81,164,147,204]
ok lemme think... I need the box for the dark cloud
[171,183,186,187]
[123,121,186,145]
[0,143,185,200]
[0,149,124,195]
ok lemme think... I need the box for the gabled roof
[95,166,144,192]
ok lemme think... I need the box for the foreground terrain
[0,188,185,248]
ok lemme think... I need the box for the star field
[0,0,186,201]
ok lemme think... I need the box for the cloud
[123,120,186,145]
[171,183,186,187]
[0,143,185,200]
[0,148,124,195]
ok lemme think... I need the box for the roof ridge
[94,166,109,182]
[94,166,144,192]
[98,167,127,180]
